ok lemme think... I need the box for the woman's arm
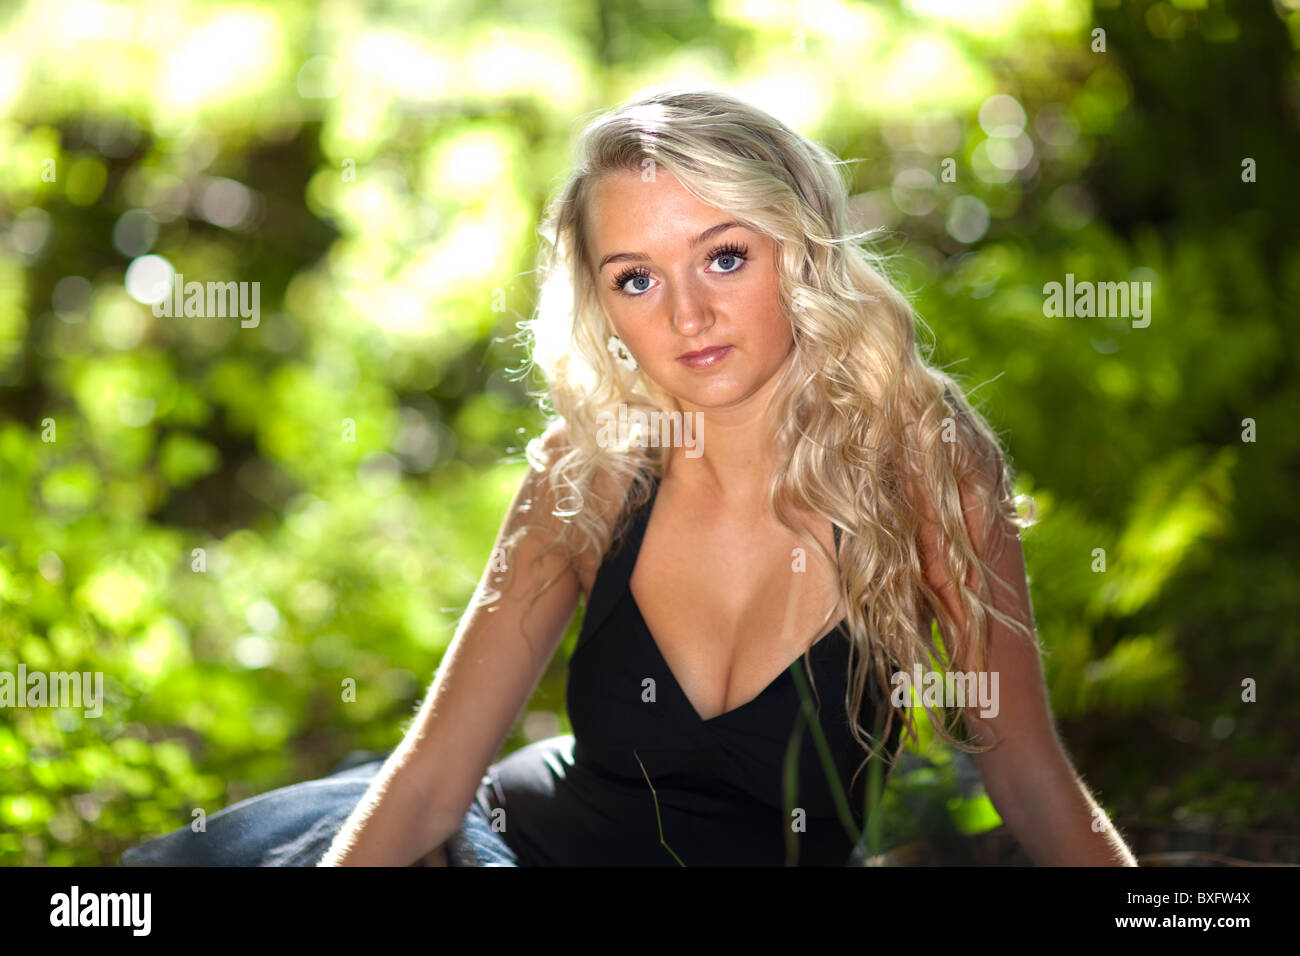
[319,424,583,866]
[912,449,1138,866]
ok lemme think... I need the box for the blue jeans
[120,752,518,867]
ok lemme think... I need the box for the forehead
[585,169,728,251]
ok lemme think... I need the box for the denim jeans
[119,751,518,867]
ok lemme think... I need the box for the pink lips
[677,345,733,369]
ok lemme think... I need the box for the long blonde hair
[507,86,1037,794]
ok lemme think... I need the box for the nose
[668,274,714,337]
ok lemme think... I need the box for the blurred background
[0,0,1297,866]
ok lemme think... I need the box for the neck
[662,346,794,507]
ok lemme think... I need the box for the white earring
[607,334,638,371]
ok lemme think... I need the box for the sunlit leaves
[1095,448,1235,618]
[157,432,221,488]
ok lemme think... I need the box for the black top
[474,468,902,865]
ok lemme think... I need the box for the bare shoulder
[531,420,634,601]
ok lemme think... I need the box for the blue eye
[613,268,653,295]
[706,241,749,274]
[608,240,750,297]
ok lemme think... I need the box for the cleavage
[626,479,844,721]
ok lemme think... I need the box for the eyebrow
[596,220,750,271]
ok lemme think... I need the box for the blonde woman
[125,87,1137,868]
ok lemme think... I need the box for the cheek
[752,287,792,345]
[750,269,787,319]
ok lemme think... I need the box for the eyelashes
[609,241,750,297]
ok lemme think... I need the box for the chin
[676,385,749,409]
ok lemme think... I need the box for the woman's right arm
[318,424,584,866]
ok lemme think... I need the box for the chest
[581,492,845,722]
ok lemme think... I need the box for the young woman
[124,87,1137,868]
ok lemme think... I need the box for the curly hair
[502,86,1038,798]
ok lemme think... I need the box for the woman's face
[585,168,794,412]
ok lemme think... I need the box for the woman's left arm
[913,450,1138,866]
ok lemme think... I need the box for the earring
[607,334,638,371]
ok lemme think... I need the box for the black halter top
[475,468,903,865]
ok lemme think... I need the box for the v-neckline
[624,471,847,725]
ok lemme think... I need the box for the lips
[677,345,733,368]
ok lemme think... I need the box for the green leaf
[947,793,1003,835]
[158,432,221,487]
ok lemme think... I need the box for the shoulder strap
[577,466,656,638]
